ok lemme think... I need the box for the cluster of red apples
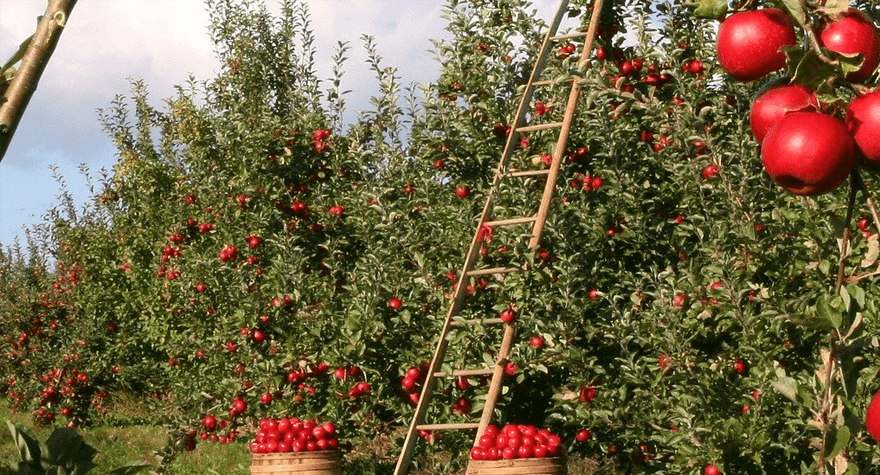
[716,7,879,196]
[469,423,564,461]
[248,417,339,454]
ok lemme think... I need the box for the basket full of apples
[466,423,566,474]
[249,417,342,475]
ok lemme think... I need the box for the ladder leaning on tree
[392,0,605,473]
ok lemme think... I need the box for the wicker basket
[465,456,567,475]
[251,451,342,475]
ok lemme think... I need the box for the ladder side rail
[393,242,482,475]
[392,2,594,474]
[474,324,517,440]
[451,0,577,322]
[492,0,572,186]
[463,0,573,285]
[528,0,604,249]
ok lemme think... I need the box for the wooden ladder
[392,1,604,473]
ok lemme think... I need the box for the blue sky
[0,0,560,248]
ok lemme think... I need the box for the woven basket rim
[467,455,567,464]
[251,449,342,460]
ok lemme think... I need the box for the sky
[0,0,563,249]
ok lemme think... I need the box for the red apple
[499,308,516,324]
[819,9,880,83]
[529,335,545,349]
[866,389,880,443]
[575,429,591,442]
[701,164,719,180]
[400,375,416,391]
[246,235,261,249]
[328,205,344,216]
[455,186,470,198]
[203,414,217,431]
[846,90,880,164]
[704,464,722,475]
[232,397,246,413]
[716,9,797,81]
[658,354,673,373]
[579,386,597,403]
[749,83,819,144]
[334,367,347,380]
[761,111,855,196]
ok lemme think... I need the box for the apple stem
[820,170,868,474]
[786,0,838,66]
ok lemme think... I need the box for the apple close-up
[867,389,880,443]
[846,90,880,164]
[749,83,818,144]
[761,111,855,196]
[716,8,797,82]
[819,9,880,83]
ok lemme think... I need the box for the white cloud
[0,0,568,247]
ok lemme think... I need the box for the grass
[0,397,611,475]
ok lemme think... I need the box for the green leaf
[778,0,809,30]
[771,374,801,405]
[837,51,867,79]
[816,295,843,331]
[817,0,853,19]
[787,313,833,330]
[692,0,727,20]
[785,45,865,92]
[6,421,42,467]
[826,425,850,460]
[45,428,98,475]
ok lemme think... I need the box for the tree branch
[0,0,78,164]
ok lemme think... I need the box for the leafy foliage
[3,421,150,475]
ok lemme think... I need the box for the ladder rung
[484,216,537,227]
[450,317,505,328]
[416,423,480,431]
[516,121,563,133]
[551,31,589,41]
[532,77,579,88]
[466,266,521,277]
[508,169,551,178]
[433,367,495,378]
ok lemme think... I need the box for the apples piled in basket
[470,423,563,460]
[248,417,339,454]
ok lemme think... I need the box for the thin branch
[835,172,858,295]
[853,170,880,237]
[0,0,78,163]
